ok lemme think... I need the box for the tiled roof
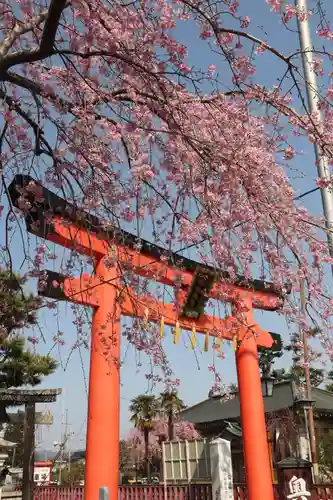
[0,388,61,403]
[180,381,333,425]
[312,386,333,412]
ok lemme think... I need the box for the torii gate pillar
[84,260,120,500]
[235,299,274,500]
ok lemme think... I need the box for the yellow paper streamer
[204,331,209,352]
[233,335,237,352]
[160,316,165,339]
[217,337,222,352]
[174,321,180,344]
[190,325,196,349]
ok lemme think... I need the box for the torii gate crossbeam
[8,175,287,500]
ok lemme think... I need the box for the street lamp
[293,398,315,412]
[261,376,275,398]
[292,397,316,465]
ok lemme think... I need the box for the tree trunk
[168,410,174,441]
[144,427,150,482]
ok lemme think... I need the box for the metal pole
[303,407,312,462]
[59,445,62,485]
[296,0,333,254]
[300,281,318,476]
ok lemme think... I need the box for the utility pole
[295,0,333,479]
[68,448,71,474]
[54,409,71,485]
[60,409,68,484]
[296,0,333,253]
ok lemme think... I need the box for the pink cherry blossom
[266,0,284,12]
[1,0,333,381]
[125,418,201,465]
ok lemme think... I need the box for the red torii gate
[9,175,286,500]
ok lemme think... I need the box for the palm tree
[160,391,186,441]
[129,394,158,481]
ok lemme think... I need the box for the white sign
[210,438,233,500]
[34,466,51,485]
[287,476,311,500]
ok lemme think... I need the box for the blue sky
[2,0,333,453]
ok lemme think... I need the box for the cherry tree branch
[0,10,49,59]
[39,0,69,55]
[181,0,293,66]
[0,0,69,72]
[0,89,43,139]
[216,27,293,66]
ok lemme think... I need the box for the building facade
[180,380,333,482]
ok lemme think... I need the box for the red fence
[311,486,333,500]
[33,487,84,499]
[119,485,193,500]
[233,484,333,500]
[233,484,279,500]
[32,483,333,500]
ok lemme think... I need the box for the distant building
[70,450,86,464]
[180,380,333,482]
